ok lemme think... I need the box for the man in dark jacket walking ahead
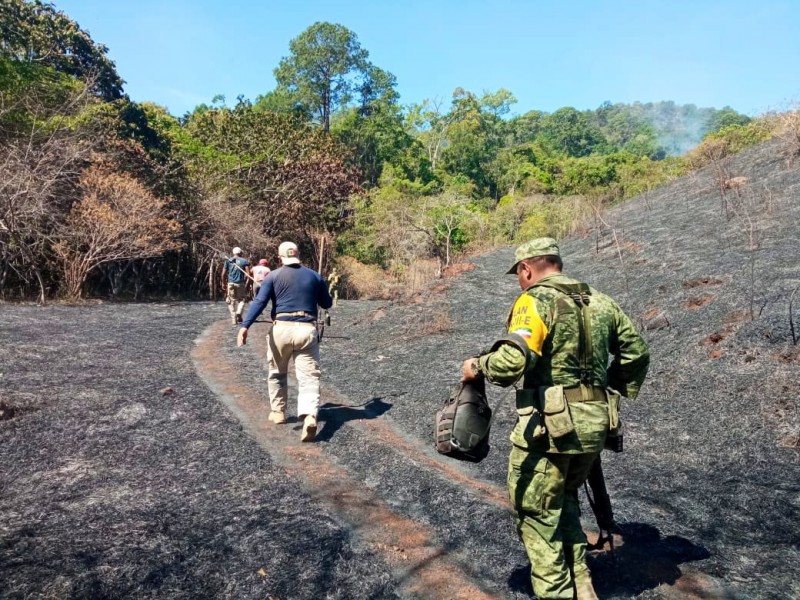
[238,241,333,442]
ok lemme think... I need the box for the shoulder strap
[228,258,253,281]
[532,280,594,386]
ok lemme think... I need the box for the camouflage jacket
[478,273,650,453]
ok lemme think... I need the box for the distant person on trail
[460,237,649,600]
[237,241,333,443]
[252,258,271,297]
[327,267,340,307]
[222,247,251,325]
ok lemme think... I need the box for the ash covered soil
[320,138,800,599]
[0,304,398,599]
[2,139,799,600]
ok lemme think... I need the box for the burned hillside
[1,137,798,600]
[320,137,800,598]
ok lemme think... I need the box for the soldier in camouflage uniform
[462,238,649,600]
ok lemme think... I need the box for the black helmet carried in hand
[435,377,491,463]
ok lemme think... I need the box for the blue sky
[54,0,800,117]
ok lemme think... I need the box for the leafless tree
[52,166,182,300]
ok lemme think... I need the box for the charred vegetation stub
[0,399,17,421]
[684,294,715,310]
[682,276,725,288]
[701,331,726,345]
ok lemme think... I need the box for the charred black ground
[0,304,398,599]
[1,139,799,600]
[319,138,800,599]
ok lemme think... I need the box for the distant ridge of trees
[0,3,786,301]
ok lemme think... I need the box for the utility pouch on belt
[541,385,575,438]
[604,388,624,452]
[606,388,621,432]
[515,388,546,441]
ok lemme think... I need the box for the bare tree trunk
[131,262,143,301]
[317,233,325,273]
[34,269,46,305]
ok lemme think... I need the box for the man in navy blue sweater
[237,241,333,442]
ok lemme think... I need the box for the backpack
[434,334,531,462]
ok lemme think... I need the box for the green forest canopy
[0,4,772,301]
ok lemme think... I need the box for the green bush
[687,119,776,168]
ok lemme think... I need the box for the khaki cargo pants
[226,283,248,320]
[267,321,321,418]
[508,445,599,599]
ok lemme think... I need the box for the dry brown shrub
[685,137,728,171]
[722,176,749,190]
[777,110,800,160]
[417,308,453,335]
[53,165,182,300]
[442,262,476,278]
[338,256,397,300]
[403,259,440,294]
[338,256,442,300]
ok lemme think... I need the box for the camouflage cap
[506,237,560,274]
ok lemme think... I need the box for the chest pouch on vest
[435,378,491,462]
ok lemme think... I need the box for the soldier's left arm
[478,344,530,387]
[607,304,650,399]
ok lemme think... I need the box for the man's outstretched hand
[237,327,248,347]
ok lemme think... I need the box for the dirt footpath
[0,303,397,599]
[0,300,721,600]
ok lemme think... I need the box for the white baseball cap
[232,246,242,255]
[278,241,300,265]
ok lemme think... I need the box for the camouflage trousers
[508,445,599,599]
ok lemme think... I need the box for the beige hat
[278,241,300,265]
[506,237,560,274]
